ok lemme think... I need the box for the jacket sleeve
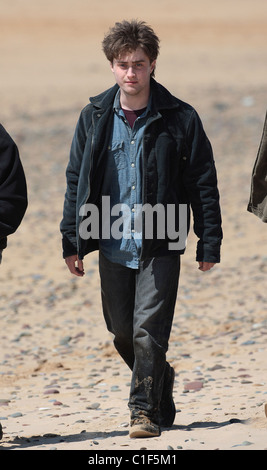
[60,108,90,258]
[0,124,28,252]
[182,110,223,263]
[247,111,267,222]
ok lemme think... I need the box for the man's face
[110,47,156,102]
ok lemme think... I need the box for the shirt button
[131,163,135,168]
[132,208,135,212]
[131,140,135,145]
[132,185,136,190]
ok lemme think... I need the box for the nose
[127,66,136,77]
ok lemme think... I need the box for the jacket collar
[89,78,180,113]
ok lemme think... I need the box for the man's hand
[65,254,84,277]
[198,261,216,272]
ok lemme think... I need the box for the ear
[110,61,114,73]
[150,60,156,74]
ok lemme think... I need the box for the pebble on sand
[183,381,204,392]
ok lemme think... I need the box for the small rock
[44,389,60,395]
[118,422,129,428]
[208,364,225,371]
[59,336,72,345]
[183,381,203,391]
[0,398,10,404]
[86,402,100,410]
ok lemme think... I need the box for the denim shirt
[99,90,151,268]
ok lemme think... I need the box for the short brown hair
[102,20,160,77]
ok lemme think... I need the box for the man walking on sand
[60,20,222,438]
[0,124,28,439]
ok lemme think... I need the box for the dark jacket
[247,111,267,222]
[60,79,222,262]
[0,124,28,252]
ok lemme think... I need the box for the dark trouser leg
[99,251,136,369]
[129,255,180,423]
[99,252,180,424]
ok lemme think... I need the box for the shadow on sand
[0,418,247,450]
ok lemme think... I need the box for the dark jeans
[99,251,180,423]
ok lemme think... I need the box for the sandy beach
[1,0,267,452]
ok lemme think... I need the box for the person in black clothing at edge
[248,110,267,222]
[0,124,28,440]
[60,20,223,438]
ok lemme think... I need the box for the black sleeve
[182,110,222,263]
[0,124,28,250]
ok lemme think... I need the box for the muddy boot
[129,412,160,438]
